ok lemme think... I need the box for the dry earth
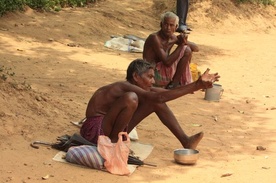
[0,0,276,182]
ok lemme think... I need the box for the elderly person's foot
[185,132,204,149]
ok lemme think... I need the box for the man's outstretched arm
[151,68,220,103]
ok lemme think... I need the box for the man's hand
[198,68,220,89]
[177,33,188,45]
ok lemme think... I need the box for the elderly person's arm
[177,33,199,52]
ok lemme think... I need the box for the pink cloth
[154,45,193,87]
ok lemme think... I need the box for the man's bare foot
[185,132,204,149]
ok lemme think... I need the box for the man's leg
[128,102,203,149]
[167,46,192,88]
[127,103,154,132]
[101,92,138,143]
[154,103,203,149]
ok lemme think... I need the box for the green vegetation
[0,0,99,16]
[0,0,25,16]
[0,0,275,17]
[237,0,275,5]
[0,65,32,90]
[0,65,15,81]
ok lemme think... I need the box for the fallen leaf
[0,28,8,31]
[213,116,218,121]
[42,174,54,180]
[191,124,202,127]
[221,173,232,177]
[42,175,50,180]
[256,146,266,151]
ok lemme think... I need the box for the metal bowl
[174,148,199,165]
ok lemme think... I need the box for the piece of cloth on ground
[53,141,154,175]
[104,35,145,53]
[128,127,139,141]
[66,145,104,170]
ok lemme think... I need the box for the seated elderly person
[80,59,220,150]
[143,11,199,89]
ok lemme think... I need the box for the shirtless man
[80,59,220,150]
[143,11,198,89]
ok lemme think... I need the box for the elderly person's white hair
[160,11,179,26]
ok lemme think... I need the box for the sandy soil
[0,0,276,182]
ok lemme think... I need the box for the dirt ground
[0,0,276,182]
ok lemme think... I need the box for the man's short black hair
[126,59,155,81]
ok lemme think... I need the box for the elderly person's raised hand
[197,68,220,89]
[176,32,188,45]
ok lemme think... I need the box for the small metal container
[174,148,199,165]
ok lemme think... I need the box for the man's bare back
[85,81,143,118]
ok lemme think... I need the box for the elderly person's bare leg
[167,46,192,88]
[102,92,138,143]
[128,102,203,150]
[154,103,203,149]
